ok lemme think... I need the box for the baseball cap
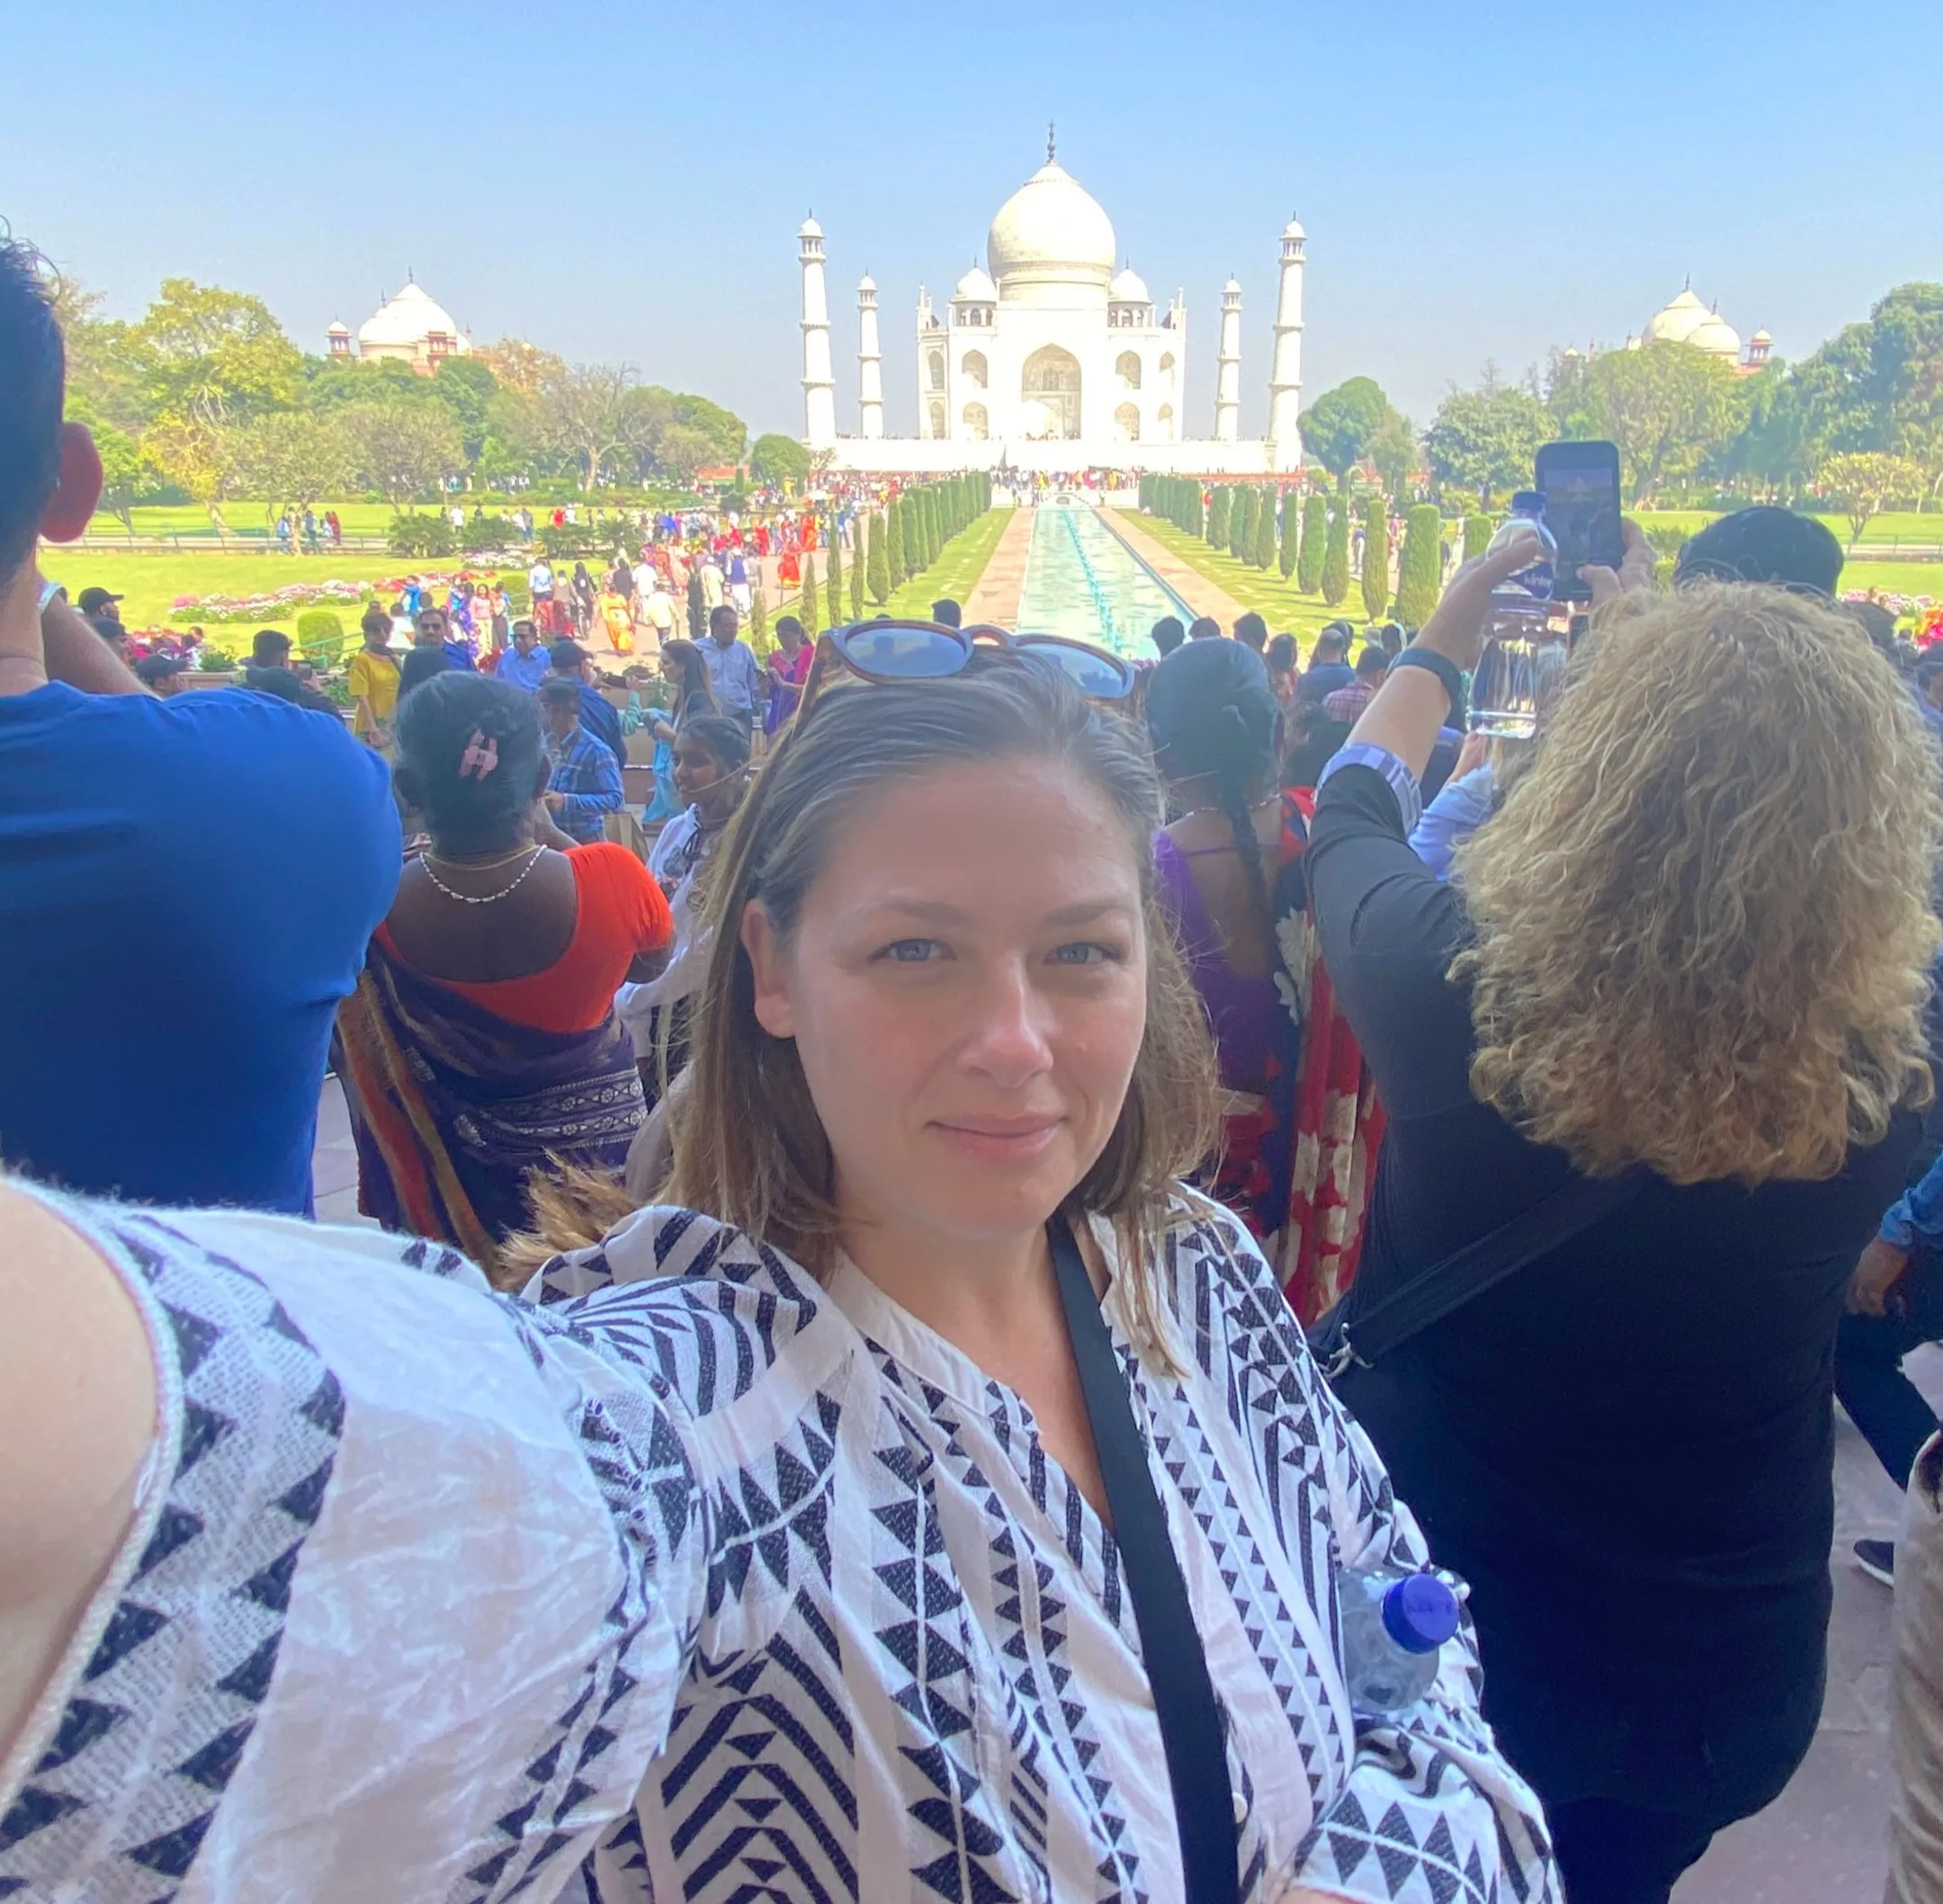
[133,654,185,686]
[76,587,123,615]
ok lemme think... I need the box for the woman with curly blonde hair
[1305,523,1943,1904]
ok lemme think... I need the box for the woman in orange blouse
[334,673,672,1278]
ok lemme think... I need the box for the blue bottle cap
[1509,490,1546,516]
[1381,1574,1461,1655]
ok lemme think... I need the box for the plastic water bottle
[1469,491,1562,740]
[1339,1564,1462,1718]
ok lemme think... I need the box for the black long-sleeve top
[1306,755,1915,1812]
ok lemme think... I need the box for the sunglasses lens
[1016,639,1134,701]
[833,623,967,679]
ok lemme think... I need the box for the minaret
[1267,219,1305,467]
[799,216,837,451]
[1214,277,1243,442]
[857,275,884,440]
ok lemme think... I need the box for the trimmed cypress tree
[1321,505,1351,607]
[865,510,890,604]
[1187,485,1204,538]
[886,497,907,586]
[1396,504,1443,629]
[1361,497,1390,621]
[921,487,939,567]
[849,543,865,620]
[1206,485,1230,549]
[1278,488,1300,577]
[748,585,769,656]
[1228,486,1251,561]
[1463,513,1492,563]
[799,552,820,639]
[1296,494,1329,594]
[1252,486,1276,570]
[825,524,843,626]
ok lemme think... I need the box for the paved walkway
[963,505,1034,625]
[306,1091,1932,1897]
[1098,504,1249,627]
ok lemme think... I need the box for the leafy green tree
[425,357,499,468]
[1321,505,1351,607]
[1207,485,1231,549]
[1299,376,1394,487]
[71,405,155,534]
[653,425,715,488]
[226,410,354,522]
[1229,485,1254,560]
[1251,487,1276,569]
[1366,410,1419,509]
[799,552,820,639]
[1396,505,1444,627]
[130,278,303,429]
[1464,513,1493,561]
[1278,488,1300,577]
[918,487,936,568]
[1297,493,1329,592]
[1360,497,1390,621]
[866,510,890,604]
[339,401,464,511]
[1186,485,1204,537]
[825,521,844,623]
[1549,341,1742,504]
[749,433,810,487]
[850,538,865,619]
[1819,451,1930,545]
[1425,380,1553,501]
[886,497,907,586]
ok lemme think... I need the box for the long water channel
[1013,500,1195,658]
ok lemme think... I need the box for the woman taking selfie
[1306,526,1942,1903]
[0,639,1554,1904]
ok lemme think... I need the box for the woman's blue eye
[1052,943,1115,965]
[882,939,939,963]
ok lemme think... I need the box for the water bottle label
[1500,559,1554,601]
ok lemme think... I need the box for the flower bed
[169,568,517,624]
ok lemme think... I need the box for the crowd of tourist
[10,235,1943,1904]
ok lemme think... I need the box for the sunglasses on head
[794,620,1135,729]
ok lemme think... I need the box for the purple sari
[333,936,643,1280]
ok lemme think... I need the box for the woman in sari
[1145,638,1384,1323]
[335,672,672,1280]
[764,612,810,736]
[599,585,635,656]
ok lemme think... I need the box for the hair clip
[459,729,500,780]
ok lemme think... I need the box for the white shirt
[1,1182,1554,1904]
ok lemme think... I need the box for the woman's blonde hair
[1453,582,1941,1186]
[664,660,1222,1349]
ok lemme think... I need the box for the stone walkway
[963,505,1034,625]
[1097,504,1249,626]
[306,1091,1932,1897]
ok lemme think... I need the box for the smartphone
[1535,440,1623,602]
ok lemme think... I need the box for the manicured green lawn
[1634,509,1942,550]
[788,509,1008,625]
[1126,514,1384,642]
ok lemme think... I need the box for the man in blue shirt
[702,603,762,735]
[0,237,400,1212]
[548,638,627,770]
[1296,624,1357,708]
[538,677,623,843]
[497,618,550,693]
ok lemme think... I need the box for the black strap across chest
[1048,1216,1240,1904]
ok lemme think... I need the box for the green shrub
[1231,486,1256,562]
[1463,513,1492,563]
[1395,504,1443,628]
[1360,498,1390,621]
[461,514,518,553]
[826,529,844,627]
[1278,488,1299,578]
[1207,486,1231,549]
[1642,523,1691,559]
[800,553,820,639]
[866,511,889,604]
[294,609,347,666]
[886,498,907,586]
[388,513,455,558]
[1252,486,1276,570]
[1297,494,1329,593]
[1321,505,1351,607]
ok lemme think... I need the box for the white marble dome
[1686,311,1742,359]
[953,263,998,301]
[1643,286,1711,346]
[356,282,467,355]
[987,160,1116,303]
[1109,266,1151,304]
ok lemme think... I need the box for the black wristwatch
[1390,646,1465,706]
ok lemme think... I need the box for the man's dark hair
[930,598,963,629]
[1266,631,1297,671]
[1151,615,1186,657]
[708,604,739,637]
[0,240,66,586]
[1355,646,1389,680]
[394,672,546,856]
[1376,621,1405,657]
[548,639,586,673]
[133,653,183,688]
[1313,625,1351,657]
[1675,505,1844,596]
[537,676,581,711]
[89,615,127,644]
[1233,612,1268,652]
[1187,616,1222,641]
[251,629,290,666]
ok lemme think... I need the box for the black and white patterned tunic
[0,1184,1555,1904]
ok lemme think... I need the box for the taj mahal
[800,139,1306,476]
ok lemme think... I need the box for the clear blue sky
[6,0,1939,442]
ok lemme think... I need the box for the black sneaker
[1855,1538,1895,1587]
